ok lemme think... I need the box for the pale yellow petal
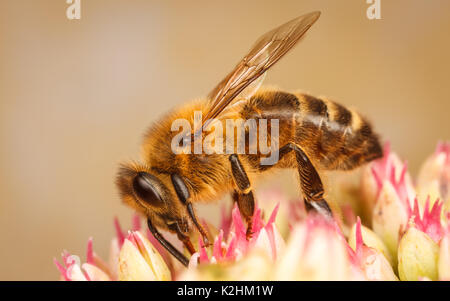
[275,223,353,280]
[398,227,439,281]
[372,181,409,265]
[108,238,121,280]
[82,263,111,281]
[134,231,171,281]
[438,231,450,280]
[67,264,88,281]
[118,239,157,281]
[179,250,273,281]
[360,248,398,281]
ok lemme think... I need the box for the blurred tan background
[0,0,449,280]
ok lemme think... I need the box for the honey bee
[116,11,382,266]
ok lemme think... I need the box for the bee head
[115,162,191,236]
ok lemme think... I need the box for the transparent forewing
[200,11,321,132]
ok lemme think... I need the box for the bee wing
[199,11,321,132]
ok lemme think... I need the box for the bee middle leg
[229,154,255,239]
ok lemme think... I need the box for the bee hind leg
[231,190,255,239]
[276,143,333,218]
[229,154,255,240]
[290,143,332,218]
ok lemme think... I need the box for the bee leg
[279,143,333,218]
[147,218,189,267]
[186,202,211,247]
[229,154,255,240]
[171,173,210,247]
[232,191,255,239]
[174,222,197,255]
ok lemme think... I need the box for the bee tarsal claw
[246,227,254,241]
[202,236,211,248]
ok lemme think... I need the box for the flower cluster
[191,203,284,265]
[358,142,449,280]
[54,215,171,281]
[54,141,450,281]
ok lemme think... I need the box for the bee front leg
[229,154,255,240]
[171,173,211,247]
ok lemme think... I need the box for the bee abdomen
[295,93,382,170]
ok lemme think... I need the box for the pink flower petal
[212,230,224,261]
[371,167,383,193]
[198,237,209,263]
[355,217,363,259]
[86,237,94,265]
[266,203,280,226]
[114,217,125,248]
[407,197,444,243]
[225,234,237,260]
[53,258,70,281]
[231,204,248,252]
[251,207,264,235]
[126,231,138,248]
[220,204,233,239]
[191,200,285,266]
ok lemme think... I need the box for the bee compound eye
[132,172,164,207]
